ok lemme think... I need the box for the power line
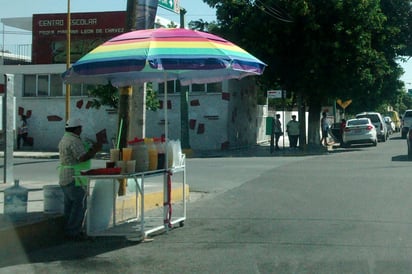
[252,0,293,23]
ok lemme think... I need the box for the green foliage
[87,82,160,111]
[167,21,178,28]
[88,83,118,109]
[203,0,412,144]
[145,83,160,111]
[188,19,219,32]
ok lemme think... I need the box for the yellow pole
[65,0,71,122]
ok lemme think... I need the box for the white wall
[1,65,268,151]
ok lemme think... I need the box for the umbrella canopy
[62,28,266,86]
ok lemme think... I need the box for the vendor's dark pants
[61,182,86,237]
[17,133,28,149]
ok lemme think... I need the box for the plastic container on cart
[145,138,158,171]
[167,139,182,168]
[4,179,28,219]
[128,138,149,172]
[43,185,64,214]
[154,137,166,169]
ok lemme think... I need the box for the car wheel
[408,148,412,160]
[402,132,407,139]
[373,140,377,146]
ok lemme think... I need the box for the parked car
[384,116,395,135]
[407,128,412,160]
[342,118,378,147]
[355,112,387,142]
[329,122,343,143]
[401,109,412,138]
[386,110,401,132]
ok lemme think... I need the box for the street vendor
[58,117,102,241]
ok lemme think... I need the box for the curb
[0,183,189,258]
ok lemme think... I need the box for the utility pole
[178,8,191,150]
[3,74,14,184]
[65,0,71,122]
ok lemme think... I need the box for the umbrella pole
[163,73,170,230]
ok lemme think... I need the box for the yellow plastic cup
[122,148,132,161]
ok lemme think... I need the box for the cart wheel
[179,221,185,227]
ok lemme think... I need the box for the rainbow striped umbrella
[62,28,266,86]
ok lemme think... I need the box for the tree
[87,82,159,111]
[203,0,412,147]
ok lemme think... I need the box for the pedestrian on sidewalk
[320,112,330,146]
[286,115,300,149]
[339,118,346,143]
[274,114,283,150]
[17,114,28,150]
[58,117,102,241]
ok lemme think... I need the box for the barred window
[23,74,64,97]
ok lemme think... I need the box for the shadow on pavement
[392,154,409,162]
[0,236,138,268]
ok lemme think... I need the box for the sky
[1,0,412,90]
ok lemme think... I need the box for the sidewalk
[0,149,188,256]
[0,141,333,256]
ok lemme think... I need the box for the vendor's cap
[65,117,83,128]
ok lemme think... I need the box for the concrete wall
[1,65,269,151]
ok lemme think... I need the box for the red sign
[32,11,126,64]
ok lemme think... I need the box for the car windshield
[347,119,369,126]
[357,114,379,123]
[404,111,412,117]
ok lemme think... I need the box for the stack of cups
[121,147,135,174]
[108,149,120,168]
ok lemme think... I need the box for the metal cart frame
[80,156,186,241]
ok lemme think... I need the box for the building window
[50,74,63,96]
[38,75,49,96]
[23,74,64,97]
[158,80,176,94]
[190,82,222,93]
[191,83,205,92]
[23,75,36,97]
[206,82,222,93]
[156,81,223,94]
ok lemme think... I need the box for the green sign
[159,0,180,13]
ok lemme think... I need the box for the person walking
[320,112,330,146]
[286,115,300,149]
[339,118,346,144]
[269,116,275,154]
[58,117,102,241]
[17,114,28,150]
[273,114,283,150]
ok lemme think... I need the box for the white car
[342,118,378,147]
[355,112,387,142]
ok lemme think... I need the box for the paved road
[2,134,412,273]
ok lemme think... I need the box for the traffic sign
[267,90,283,99]
[158,0,180,13]
[336,99,352,109]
